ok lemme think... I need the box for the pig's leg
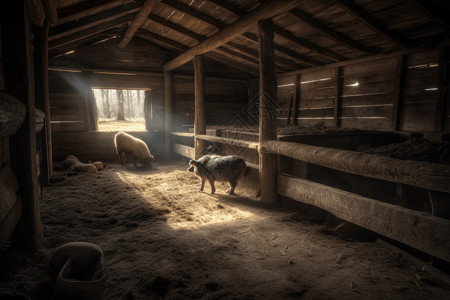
[209,179,216,194]
[227,179,237,195]
[199,179,205,192]
[119,152,124,164]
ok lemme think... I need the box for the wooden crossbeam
[161,0,322,68]
[163,0,303,72]
[58,0,121,19]
[118,0,159,48]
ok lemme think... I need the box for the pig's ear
[189,160,197,166]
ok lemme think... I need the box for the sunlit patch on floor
[115,165,255,229]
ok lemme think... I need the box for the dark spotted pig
[187,155,246,195]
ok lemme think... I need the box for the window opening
[92,88,147,132]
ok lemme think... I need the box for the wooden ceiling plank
[119,0,160,48]
[49,2,140,37]
[160,0,224,29]
[206,52,259,76]
[241,32,323,66]
[163,0,303,72]
[273,26,347,62]
[333,0,411,48]
[407,0,450,34]
[288,7,380,55]
[147,14,205,42]
[206,0,341,64]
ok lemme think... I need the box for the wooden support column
[34,20,52,183]
[436,47,449,133]
[1,0,44,251]
[193,55,206,159]
[392,55,406,131]
[334,67,343,127]
[258,19,278,205]
[164,71,173,157]
[292,74,300,125]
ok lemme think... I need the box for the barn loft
[1,0,450,299]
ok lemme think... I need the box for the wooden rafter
[160,0,321,68]
[49,2,140,40]
[209,0,346,61]
[163,0,303,72]
[333,0,411,48]
[49,14,132,50]
[145,15,297,71]
[58,0,123,19]
[407,0,450,34]
[49,28,124,58]
[118,0,159,48]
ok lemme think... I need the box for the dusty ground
[1,160,450,299]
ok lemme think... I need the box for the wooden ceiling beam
[49,2,140,39]
[49,14,132,49]
[49,28,123,58]
[118,0,160,48]
[163,0,303,72]
[160,0,224,28]
[58,0,124,19]
[205,0,335,64]
[146,14,297,71]
[288,8,380,55]
[136,30,258,76]
[333,0,411,48]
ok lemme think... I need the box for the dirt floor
[1,160,450,299]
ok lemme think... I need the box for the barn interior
[1,0,450,299]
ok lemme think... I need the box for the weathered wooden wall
[172,77,249,132]
[277,48,450,135]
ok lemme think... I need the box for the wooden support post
[193,55,206,159]
[258,19,278,205]
[1,0,44,251]
[392,55,405,131]
[292,74,300,125]
[144,90,153,131]
[33,20,52,183]
[334,67,343,127]
[164,71,173,157]
[436,47,449,133]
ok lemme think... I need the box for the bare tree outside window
[92,88,147,131]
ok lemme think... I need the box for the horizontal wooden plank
[340,116,391,130]
[278,174,450,262]
[261,140,450,193]
[51,121,86,132]
[173,143,194,159]
[341,93,393,106]
[299,68,335,83]
[196,134,259,150]
[406,50,440,67]
[340,105,392,118]
[299,98,334,109]
[343,58,397,76]
[400,103,436,132]
[342,80,395,96]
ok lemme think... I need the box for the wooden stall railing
[171,132,450,262]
